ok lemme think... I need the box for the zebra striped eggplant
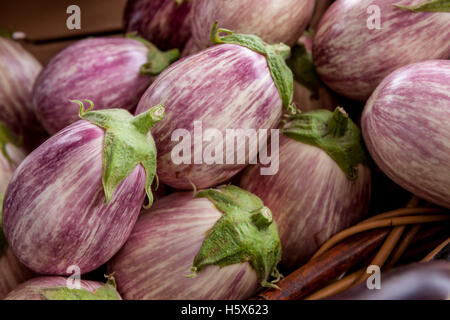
[136,27,294,189]
[313,0,450,101]
[362,60,450,208]
[241,108,372,270]
[32,37,177,134]
[108,186,281,300]
[4,276,121,300]
[124,0,192,51]
[191,0,315,49]
[0,37,42,149]
[2,103,165,275]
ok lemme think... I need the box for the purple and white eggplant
[136,25,295,189]
[0,37,42,149]
[328,261,450,300]
[2,102,165,275]
[241,108,372,270]
[124,0,192,51]
[4,276,121,300]
[191,0,315,49]
[108,185,281,300]
[32,36,178,134]
[288,35,338,112]
[362,60,450,208]
[313,0,450,101]
[0,196,33,299]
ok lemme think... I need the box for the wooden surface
[0,0,127,64]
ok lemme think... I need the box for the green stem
[394,0,450,12]
[328,107,349,137]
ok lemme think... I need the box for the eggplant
[313,0,450,101]
[0,196,32,299]
[362,60,450,208]
[288,35,338,112]
[191,0,315,49]
[124,0,192,51]
[2,102,165,275]
[136,26,294,189]
[108,186,282,300]
[4,276,121,300]
[0,37,42,149]
[328,261,450,300]
[308,0,334,31]
[32,37,177,134]
[241,108,372,270]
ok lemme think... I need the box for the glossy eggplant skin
[108,192,259,300]
[241,135,372,270]
[136,44,283,190]
[362,60,450,208]
[191,0,315,49]
[313,0,450,101]
[2,120,146,275]
[124,0,192,50]
[32,37,153,134]
[328,261,450,300]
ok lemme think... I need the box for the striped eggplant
[191,0,315,49]
[313,0,450,101]
[4,276,121,300]
[362,60,450,209]
[108,186,281,300]
[2,102,165,275]
[0,196,33,299]
[136,26,295,189]
[0,144,26,195]
[288,35,337,112]
[32,36,178,134]
[328,261,450,300]
[241,108,372,270]
[0,37,42,149]
[124,0,192,50]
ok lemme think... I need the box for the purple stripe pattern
[313,0,450,101]
[136,44,283,189]
[362,60,450,209]
[0,37,42,138]
[124,0,192,50]
[191,0,315,49]
[108,192,259,300]
[2,120,147,275]
[32,37,153,134]
[4,276,119,300]
[241,135,372,270]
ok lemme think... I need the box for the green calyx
[189,185,282,289]
[394,0,450,12]
[40,276,120,300]
[126,33,180,76]
[0,195,7,258]
[209,22,295,114]
[286,42,321,97]
[0,122,23,164]
[282,107,368,180]
[72,100,165,206]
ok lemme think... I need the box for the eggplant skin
[0,248,33,299]
[0,145,26,195]
[328,261,450,300]
[362,60,450,209]
[191,0,315,49]
[0,37,42,139]
[2,120,146,275]
[4,276,120,300]
[124,0,192,51]
[313,0,450,101]
[136,44,283,190]
[241,136,372,270]
[32,37,152,134]
[108,192,259,300]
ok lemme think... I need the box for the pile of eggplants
[313,0,450,101]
